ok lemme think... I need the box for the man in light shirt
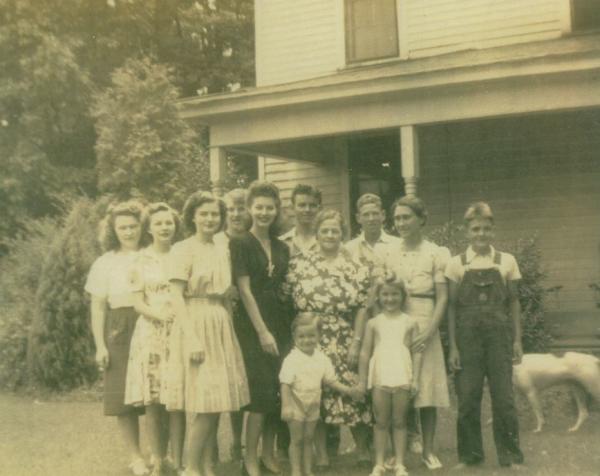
[345,193,400,278]
[280,184,322,257]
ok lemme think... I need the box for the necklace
[251,231,274,277]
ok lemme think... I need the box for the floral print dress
[285,250,372,426]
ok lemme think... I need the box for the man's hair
[464,201,494,225]
[291,184,322,206]
[356,193,382,213]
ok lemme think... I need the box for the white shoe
[394,464,409,476]
[129,457,149,476]
[369,464,387,476]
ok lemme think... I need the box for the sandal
[422,454,443,470]
[129,457,150,476]
[369,465,387,476]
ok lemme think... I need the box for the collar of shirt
[358,230,397,247]
[465,245,496,264]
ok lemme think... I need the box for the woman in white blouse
[85,200,148,476]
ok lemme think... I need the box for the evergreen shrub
[0,218,61,389]
[27,197,108,390]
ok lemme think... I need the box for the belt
[409,293,435,300]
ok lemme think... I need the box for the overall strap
[460,253,468,266]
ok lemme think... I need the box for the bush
[0,218,61,390]
[427,222,553,353]
[27,197,108,390]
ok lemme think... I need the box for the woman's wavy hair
[246,180,282,237]
[367,269,408,313]
[99,200,145,252]
[314,209,348,241]
[140,202,183,246]
[391,195,428,227]
[182,191,227,236]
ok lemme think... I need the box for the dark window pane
[346,0,399,63]
[572,0,600,31]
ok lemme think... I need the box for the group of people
[85,181,525,476]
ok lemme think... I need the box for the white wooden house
[178,0,600,350]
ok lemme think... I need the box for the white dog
[512,352,600,432]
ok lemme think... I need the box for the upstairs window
[345,0,399,63]
[571,0,600,31]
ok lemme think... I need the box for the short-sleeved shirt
[345,230,401,277]
[445,245,521,284]
[129,247,172,311]
[279,227,318,257]
[381,239,450,296]
[279,348,336,395]
[85,251,138,309]
[168,237,231,296]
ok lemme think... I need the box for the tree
[0,3,96,253]
[92,58,209,207]
[27,197,106,390]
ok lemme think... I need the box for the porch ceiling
[178,34,600,148]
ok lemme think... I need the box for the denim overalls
[454,251,523,466]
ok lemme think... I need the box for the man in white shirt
[280,184,321,257]
[345,193,400,277]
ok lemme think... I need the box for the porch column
[209,146,228,197]
[400,125,420,197]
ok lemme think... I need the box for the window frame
[344,0,400,65]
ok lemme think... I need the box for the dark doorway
[347,131,403,235]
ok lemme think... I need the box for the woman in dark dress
[230,181,292,476]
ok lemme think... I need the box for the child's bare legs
[146,404,168,465]
[303,421,317,475]
[244,412,264,476]
[117,413,144,464]
[287,421,304,476]
[420,407,437,460]
[169,411,185,470]
[186,413,219,476]
[372,388,392,468]
[314,420,329,466]
[391,390,411,467]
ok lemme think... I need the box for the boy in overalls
[446,202,524,468]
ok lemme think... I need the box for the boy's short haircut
[356,193,382,212]
[291,312,322,334]
[464,201,494,225]
[291,184,322,206]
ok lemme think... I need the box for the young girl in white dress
[280,313,362,476]
[169,191,249,476]
[358,272,424,476]
[124,202,185,475]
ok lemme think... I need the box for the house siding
[418,111,600,313]
[255,0,343,86]
[263,157,344,215]
[407,0,565,58]
[255,0,569,86]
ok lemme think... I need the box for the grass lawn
[1,387,599,476]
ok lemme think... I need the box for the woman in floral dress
[285,209,371,468]
[124,202,185,475]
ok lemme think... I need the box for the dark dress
[230,232,292,414]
